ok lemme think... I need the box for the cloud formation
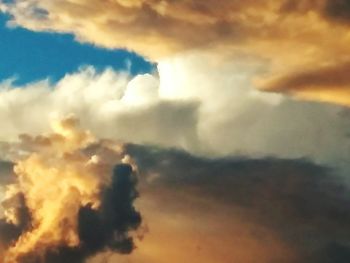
[114,144,350,263]
[2,132,350,263]
[2,0,350,105]
[0,1,349,262]
[261,62,350,106]
[1,59,350,176]
[0,67,199,151]
[0,117,141,262]
[1,1,350,163]
[0,0,258,58]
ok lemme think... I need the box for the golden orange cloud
[2,0,350,105]
[0,117,140,262]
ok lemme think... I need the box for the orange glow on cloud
[0,117,133,262]
[95,192,298,263]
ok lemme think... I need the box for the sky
[0,14,154,85]
[1,1,350,263]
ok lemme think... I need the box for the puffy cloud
[1,121,349,262]
[3,0,350,106]
[4,124,350,263]
[1,58,350,175]
[0,59,348,261]
[122,74,159,105]
[0,125,350,263]
[0,66,199,151]
[156,53,350,176]
[0,117,141,262]
[1,1,350,262]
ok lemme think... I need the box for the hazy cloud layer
[90,144,350,263]
[2,130,350,263]
[262,62,350,106]
[0,161,13,185]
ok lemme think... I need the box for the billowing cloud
[0,59,348,261]
[157,54,350,175]
[0,0,263,58]
[0,117,141,262]
[1,1,350,262]
[4,123,350,263]
[0,66,199,151]
[1,58,350,175]
[3,0,350,105]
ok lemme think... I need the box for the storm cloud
[111,144,350,263]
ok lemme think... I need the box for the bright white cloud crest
[0,54,349,176]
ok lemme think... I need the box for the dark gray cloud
[324,0,350,23]
[0,160,14,185]
[126,144,350,263]
[0,193,31,247]
[280,0,350,23]
[1,163,141,263]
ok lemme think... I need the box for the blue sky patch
[0,14,155,85]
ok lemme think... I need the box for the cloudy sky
[1,1,350,262]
